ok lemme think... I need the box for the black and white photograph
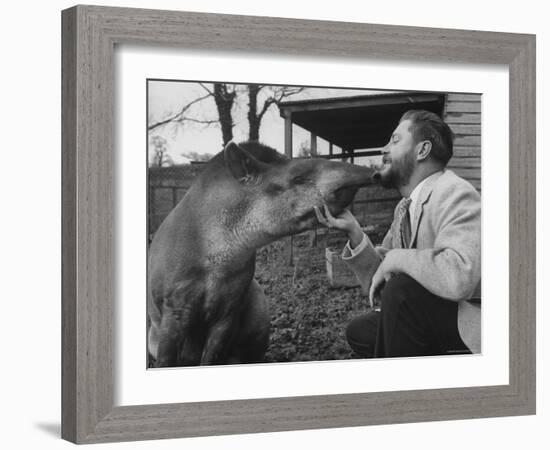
[146,81,482,368]
[3,0,544,447]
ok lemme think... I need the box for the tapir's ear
[224,141,263,182]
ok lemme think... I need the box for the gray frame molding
[61,5,536,444]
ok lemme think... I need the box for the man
[315,110,481,358]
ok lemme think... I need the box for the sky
[147,81,395,165]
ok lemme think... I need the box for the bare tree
[148,82,305,149]
[180,151,214,162]
[297,140,313,158]
[149,136,174,167]
[148,82,236,147]
[247,85,305,141]
[210,83,237,146]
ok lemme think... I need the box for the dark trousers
[346,274,471,358]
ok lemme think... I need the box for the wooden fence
[148,164,204,237]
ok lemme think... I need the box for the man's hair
[399,110,454,165]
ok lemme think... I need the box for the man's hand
[369,251,399,305]
[314,205,363,247]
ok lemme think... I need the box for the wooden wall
[444,93,482,192]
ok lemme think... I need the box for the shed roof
[278,92,445,150]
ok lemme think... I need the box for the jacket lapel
[409,171,444,248]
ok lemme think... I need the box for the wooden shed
[278,91,481,270]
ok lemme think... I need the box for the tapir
[147,141,374,367]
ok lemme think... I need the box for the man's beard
[378,151,416,189]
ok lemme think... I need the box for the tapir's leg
[228,280,270,363]
[200,317,236,365]
[177,331,205,366]
[147,325,160,362]
[201,280,269,365]
[147,295,162,363]
[156,304,190,367]
[153,279,203,367]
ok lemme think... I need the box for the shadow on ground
[35,422,60,438]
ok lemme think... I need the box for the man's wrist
[383,249,402,273]
[348,227,364,249]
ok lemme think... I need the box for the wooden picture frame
[61,5,536,444]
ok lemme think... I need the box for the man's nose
[380,144,389,154]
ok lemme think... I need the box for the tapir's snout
[326,161,375,188]
[344,163,376,187]
[320,162,375,214]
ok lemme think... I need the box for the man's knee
[345,311,380,358]
[380,274,423,313]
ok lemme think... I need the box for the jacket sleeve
[340,200,399,295]
[341,232,387,296]
[385,185,481,301]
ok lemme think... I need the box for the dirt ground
[256,233,373,363]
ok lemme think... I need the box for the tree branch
[148,93,212,131]
[199,83,214,96]
[257,97,277,122]
[256,87,305,122]
[276,87,305,101]
[178,117,218,125]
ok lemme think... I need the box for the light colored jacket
[342,169,482,353]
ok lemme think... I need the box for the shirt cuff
[343,232,369,259]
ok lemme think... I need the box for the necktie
[393,197,412,249]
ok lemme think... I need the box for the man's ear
[224,141,263,182]
[416,140,432,161]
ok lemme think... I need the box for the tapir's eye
[265,183,285,196]
[291,175,308,185]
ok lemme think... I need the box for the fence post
[284,114,294,266]
[172,187,178,209]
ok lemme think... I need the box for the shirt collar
[409,171,443,202]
